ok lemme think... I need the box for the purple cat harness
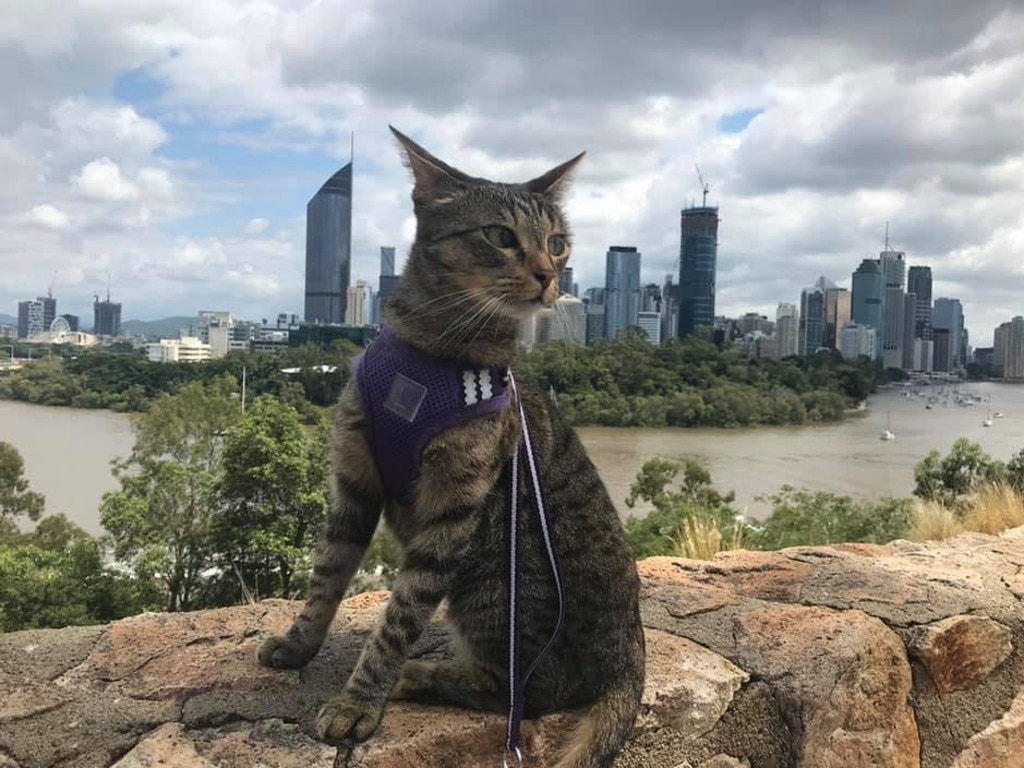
[353,326,566,766]
[354,324,512,506]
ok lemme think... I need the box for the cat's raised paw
[316,694,385,744]
[257,634,317,670]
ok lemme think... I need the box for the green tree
[100,377,242,611]
[624,458,740,558]
[752,488,910,550]
[1004,449,1024,495]
[213,397,330,601]
[0,518,159,633]
[0,442,44,523]
[913,438,1006,510]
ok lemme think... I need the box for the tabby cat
[258,126,645,768]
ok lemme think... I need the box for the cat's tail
[552,678,644,768]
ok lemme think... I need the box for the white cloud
[1,1,1023,345]
[244,217,269,235]
[26,203,70,230]
[71,158,138,202]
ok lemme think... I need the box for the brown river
[3,382,1024,536]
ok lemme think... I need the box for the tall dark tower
[907,265,933,341]
[304,162,353,324]
[677,205,719,338]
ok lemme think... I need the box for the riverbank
[6,384,1023,536]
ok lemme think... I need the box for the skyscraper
[851,259,884,361]
[933,298,964,372]
[17,295,56,339]
[799,285,825,355]
[823,288,851,350]
[677,204,719,338]
[1005,317,1024,381]
[902,293,917,371]
[641,283,661,313]
[558,266,575,297]
[305,163,353,324]
[604,246,641,339]
[994,321,1011,378]
[346,280,368,326]
[776,303,800,359]
[380,246,396,277]
[907,266,933,340]
[94,296,122,337]
[878,249,905,369]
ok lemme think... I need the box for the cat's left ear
[524,151,586,200]
[390,125,473,208]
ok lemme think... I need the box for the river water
[3,382,1024,536]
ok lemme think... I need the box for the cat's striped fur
[258,127,645,767]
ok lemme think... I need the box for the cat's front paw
[316,694,385,744]
[257,634,318,670]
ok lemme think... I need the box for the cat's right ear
[389,125,472,207]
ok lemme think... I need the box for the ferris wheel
[49,315,71,342]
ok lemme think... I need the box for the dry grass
[672,514,746,560]
[907,500,964,542]
[908,484,1024,542]
[965,483,1024,535]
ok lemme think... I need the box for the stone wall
[2,529,1023,767]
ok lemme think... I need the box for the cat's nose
[534,270,557,290]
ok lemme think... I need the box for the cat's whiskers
[437,294,503,351]
[467,293,511,348]
[399,287,489,320]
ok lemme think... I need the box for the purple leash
[504,371,566,767]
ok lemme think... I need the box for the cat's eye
[482,226,519,249]
[548,235,567,257]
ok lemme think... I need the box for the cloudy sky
[2,1,1023,345]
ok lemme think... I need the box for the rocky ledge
[2,529,1024,768]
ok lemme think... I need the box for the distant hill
[0,313,15,326]
[121,316,195,339]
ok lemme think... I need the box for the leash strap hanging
[504,372,567,766]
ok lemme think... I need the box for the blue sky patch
[717,108,764,134]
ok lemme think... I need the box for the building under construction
[677,204,719,338]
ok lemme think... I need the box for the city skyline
[2,4,1024,346]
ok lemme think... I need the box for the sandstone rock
[909,615,1013,694]
[636,630,748,738]
[3,530,1024,768]
[111,723,219,768]
[733,605,919,768]
[698,756,750,768]
[951,688,1024,768]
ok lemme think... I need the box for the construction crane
[695,163,710,208]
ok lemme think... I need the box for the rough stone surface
[909,615,1013,694]
[951,688,1024,768]
[699,756,750,768]
[1,529,1023,767]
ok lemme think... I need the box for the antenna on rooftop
[105,270,111,302]
[884,220,890,251]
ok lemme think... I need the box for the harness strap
[504,372,567,765]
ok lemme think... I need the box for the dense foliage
[913,438,1024,510]
[0,340,362,420]
[518,333,874,427]
[624,457,913,558]
[2,332,874,428]
[0,444,159,632]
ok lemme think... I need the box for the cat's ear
[390,125,472,207]
[524,151,586,200]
